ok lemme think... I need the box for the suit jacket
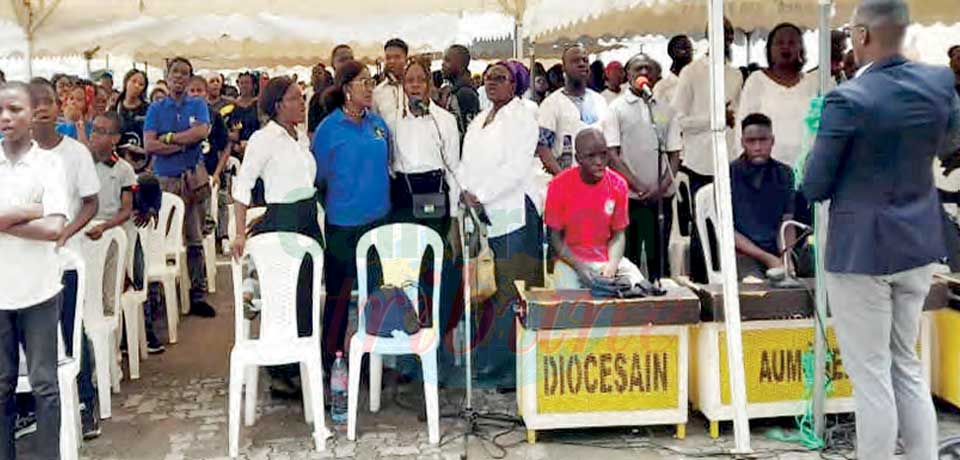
[803,55,960,275]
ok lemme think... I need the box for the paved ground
[16,263,960,459]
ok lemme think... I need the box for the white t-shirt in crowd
[372,78,404,128]
[48,135,100,250]
[736,70,830,168]
[0,142,70,310]
[670,56,743,176]
[654,71,680,108]
[601,88,623,105]
[537,88,609,168]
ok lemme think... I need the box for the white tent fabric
[526,0,960,42]
[0,1,523,68]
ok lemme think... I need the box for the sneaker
[189,301,217,318]
[81,402,102,440]
[147,343,166,354]
[14,412,36,440]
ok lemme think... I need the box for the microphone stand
[642,92,668,296]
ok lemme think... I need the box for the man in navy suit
[803,1,960,458]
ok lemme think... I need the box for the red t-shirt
[544,167,629,263]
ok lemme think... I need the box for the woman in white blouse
[737,22,826,169]
[390,57,461,236]
[231,77,319,398]
[456,61,542,390]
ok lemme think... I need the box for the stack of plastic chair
[347,223,443,445]
[147,193,186,343]
[17,250,86,460]
[204,178,219,293]
[227,233,328,458]
[120,225,150,380]
[694,184,723,284]
[158,192,191,315]
[82,227,128,419]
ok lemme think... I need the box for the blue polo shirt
[731,156,795,255]
[143,95,211,178]
[312,109,391,227]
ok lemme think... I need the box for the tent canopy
[0,0,526,68]
[526,0,960,43]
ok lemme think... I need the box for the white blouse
[392,103,462,212]
[232,121,317,206]
[736,70,830,168]
[456,98,538,238]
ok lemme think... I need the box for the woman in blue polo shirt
[313,60,390,369]
[312,60,391,369]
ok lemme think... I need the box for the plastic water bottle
[330,351,348,432]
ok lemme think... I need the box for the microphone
[409,97,430,116]
[633,76,655,101]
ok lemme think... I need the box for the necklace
[343,105,365,120]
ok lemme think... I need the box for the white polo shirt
[48,135,100,250]
[0,142,70,310]
[604,91,683,198]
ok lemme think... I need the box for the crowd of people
[1,7,959,457]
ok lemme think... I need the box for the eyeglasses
[91,127,119,136]
[350,78,376,90]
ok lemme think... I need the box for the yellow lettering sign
[537,335,679,413]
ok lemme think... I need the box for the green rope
[766,95,832,450]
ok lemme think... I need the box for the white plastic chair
[158,192,192,315]
[347,223,443,445]
[120,225,150,380]
[147,195,186,343]
[694,184,723,284]
[204,178,219,293]
[228,233,328,458]
[17,250,85,460]
[668,171,692,277]
[82,227,128,419]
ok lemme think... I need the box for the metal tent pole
[812,0,834,440]
[25,32,34,79]
[707,0,751,453]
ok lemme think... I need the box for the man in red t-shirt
[545,127,645,288]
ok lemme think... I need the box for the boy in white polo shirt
[0,81,69,460]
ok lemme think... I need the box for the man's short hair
[854,0,909,28]
[949,45,960,57]
[96,111,123,134]
[625,53,662,75]
[562,44,585,63]
[741,113,773,132]
[667,35,690,58]
[384,38,409,55]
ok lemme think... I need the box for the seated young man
[545,127,644,289]
[731,113,796,279]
